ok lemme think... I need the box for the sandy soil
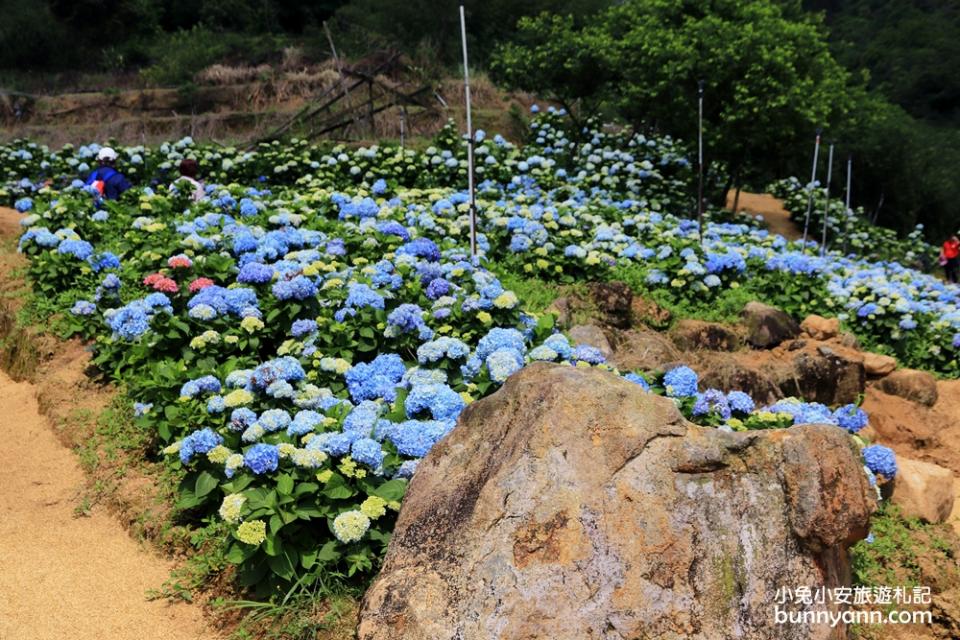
[726,190,802,240]
[0,368,215,640]
[0,206,216,640]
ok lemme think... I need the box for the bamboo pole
[460,5,478,259]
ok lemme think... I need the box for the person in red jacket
[942,235,960,283]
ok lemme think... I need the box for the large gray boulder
[358,364,875,640]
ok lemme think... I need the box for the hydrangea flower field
[2,107,946,593]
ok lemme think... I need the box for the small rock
[690,352,783,405]
[762,342,865,405]
[669,319,742,351]
[862,352,897,377]
[588,281,633,329]
[878,368,939,407]
[890,457,955,524]
[932,587,960,639]
[607,327,682,372]
[544,297,572,328]
[861,388,941,452]
[741,301,801,348]
[801,314,840,340]
[567,324,613,359]
[837,332,860,349]
[630,295,672,329]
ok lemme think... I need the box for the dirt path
[0,368,216,640]
[726,190,802,240]
[0,206,216,640]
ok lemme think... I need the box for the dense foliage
[4,109,938,596]
[492,0,851,197]
[807,0,960,126]
[800,0,960,239]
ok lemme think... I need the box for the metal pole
[460,5,478,259]
[801,128,822,251]
[697,79,704,245]
[842,154,852,254]
[820,143,834,257]
[399,107,405,148]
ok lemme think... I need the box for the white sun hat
[97,147,118,162]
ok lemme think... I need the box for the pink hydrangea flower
[189,277,215,292]
[168,254,193,269]
[143,273,179,293]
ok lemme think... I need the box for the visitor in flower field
[83,147,132,200]
[941,234,960,283]
[169,158,205,202]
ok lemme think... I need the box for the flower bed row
[9,109,915,594]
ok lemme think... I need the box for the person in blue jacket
[84,147,132,200]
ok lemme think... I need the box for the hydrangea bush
[7,108,919,592]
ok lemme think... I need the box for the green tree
[492,0,851,201]
[489,14,611,127]
[332,0,610,69]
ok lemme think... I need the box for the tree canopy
[492,0,851,195]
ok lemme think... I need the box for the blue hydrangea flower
[250,356,305,390]
[58,239,94,260]
[387,419,454,457]
[386,304,433,339]
[237,262,274,284]
[230,408,258,431]
[394,459,419,479]
[244,443,279,475]
[624,373,650,391]
[107,305,151,340]
[133,402,153,417]
[307,431,357,457]
[571,345,605,365]
[287,410,323,437]
[206,395,225,414]
[486,348,524,383]
[179,375,222,399]
[833,404,868,433]
[343,401,382,436]
[664,366,699,398]
[273,275,317,301]
[376,220,409,240]
[351,437,385,468]
[179,428,223,464]
[344,353,406,402]
[476,328,526,361]
[71,300,96,315]
[425,278,453,300]
[405,383,465,421]
[259,409,292,432]
[692,389,732,419]
[396,238,441,262]
[543,334,572,359]
[726,391,755,414]
[862,444,897,479]
[291,319,318,337]
[417,337,470,364]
